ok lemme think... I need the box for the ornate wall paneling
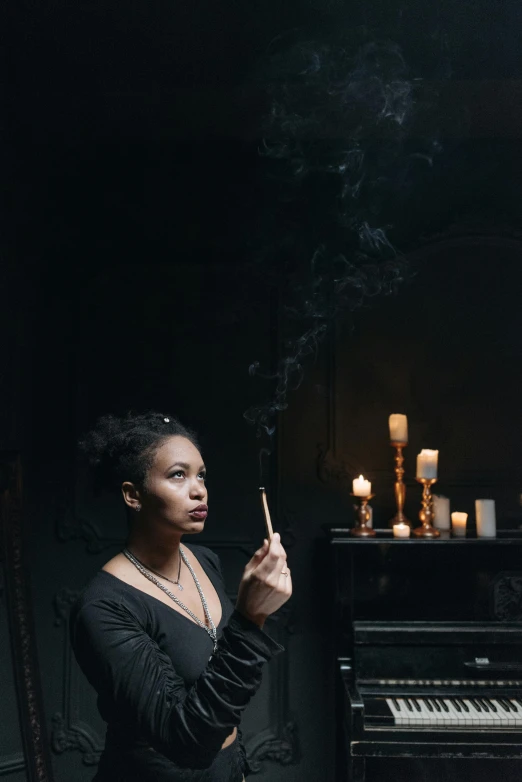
[1,452,55,781]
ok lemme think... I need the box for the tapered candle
[416,449,438,479]
[389,414,408,444]
[353,475,371,497]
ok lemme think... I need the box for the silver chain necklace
[127,548,183,590]
[122,546,218,656]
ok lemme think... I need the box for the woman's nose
[189,479,206,499]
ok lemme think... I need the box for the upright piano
[323,527,522,781]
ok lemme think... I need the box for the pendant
[178,583,183,591]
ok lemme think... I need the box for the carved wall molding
[1,452,55,782]
[492,572,522,622]
[412,220,522,261]
[246,720,301,773]
[51,586,105,765]
[0,752,27,775]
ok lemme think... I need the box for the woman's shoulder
[70,568,148,629]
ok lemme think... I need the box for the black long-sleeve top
[69,542,285,781]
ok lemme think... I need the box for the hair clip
[164,417,170,423]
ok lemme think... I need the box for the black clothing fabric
[70,542,285,781]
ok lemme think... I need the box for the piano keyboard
[384,696,522,728]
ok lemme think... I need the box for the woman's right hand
[235,533,292,628]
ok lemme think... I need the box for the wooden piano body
[324,527,522,781]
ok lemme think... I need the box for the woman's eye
[198,472,206,481]
[172,471,185,478]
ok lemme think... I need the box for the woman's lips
[188,510,207,520]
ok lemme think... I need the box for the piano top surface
[323,527,522,545]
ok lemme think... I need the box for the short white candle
[416,449,438,479]
[433,495,451,530]
[393,522,411,538]
[451,512,468,536]
[389,414,408,444]
[353,474,371,497]
[475,499,496,537]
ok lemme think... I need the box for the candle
[416,449,438,479]
[451,512,468,536]
[475,499,496,537]
[353,475,371,497]
[393,522,411,538]
[433,495,451,530]
[389,414,408,443]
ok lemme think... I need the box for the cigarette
[259,487,274,541]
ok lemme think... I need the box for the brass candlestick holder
[389,441,411,528]
[413,478,440,538]
[350,493,376,537]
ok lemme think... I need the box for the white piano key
[508,699,522,727]
[476,699,501,726]
[461,699,483,726]
[443,698,464,727]
[491,699,516,728]
[385,697,407,727]
[415,699,432,724]
[426,698,445,726]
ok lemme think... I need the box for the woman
[70,411,292,781]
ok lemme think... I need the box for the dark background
[2,0,522,780]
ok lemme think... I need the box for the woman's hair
[78,411,200,493]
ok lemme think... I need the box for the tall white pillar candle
[433,495,451,530]
[475,499,496,537]
[389,414,408,443]
[353,475,371,496]
[416,449,438,479]
[451,512,468,537]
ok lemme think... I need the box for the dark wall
[3,0,522,780]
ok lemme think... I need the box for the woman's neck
[125,523,183,579]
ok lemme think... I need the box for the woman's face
[134,435,208,531]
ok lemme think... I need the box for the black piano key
[405,699,413,712]
[392,698,401,711]
[440,700,449,712]
[412,699,422,712]
[425,700,434,712]
[478,698,490,712]
[429,698,441,712]
[497,699,510,712]
[487,699,498,712]
[452,699,462,712]
[470,699,481,712]
[458,699,470,712]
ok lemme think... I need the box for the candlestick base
[413,478,440,538]
[350,493,376,537]
[389,442,411,528]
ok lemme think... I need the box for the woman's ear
[122,481,141,511]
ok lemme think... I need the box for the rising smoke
[244,31,442,438]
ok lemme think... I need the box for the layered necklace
[122,546,218,656]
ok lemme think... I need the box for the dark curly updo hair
[78,411,200,493]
